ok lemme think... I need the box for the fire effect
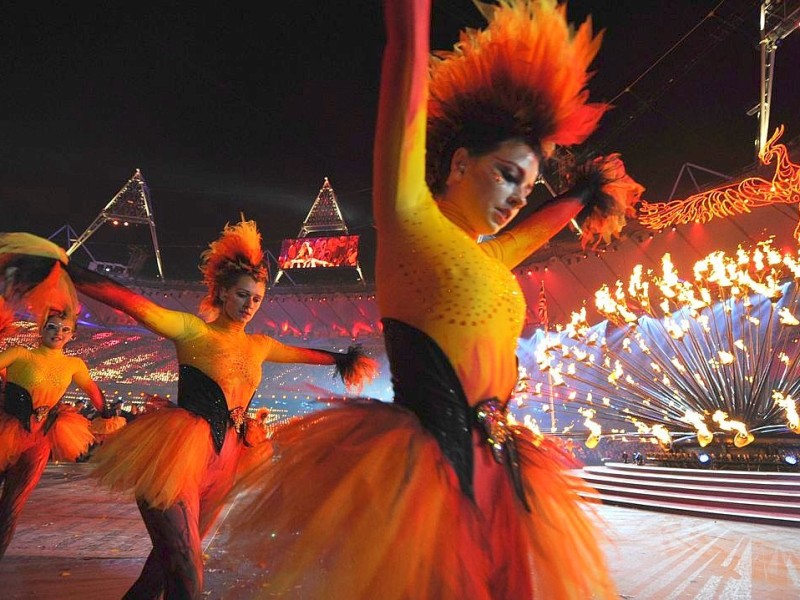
[526,238,800,447]
[639,126,800,240]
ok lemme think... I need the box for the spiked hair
[426,0,607,194]
[198,219,268,320]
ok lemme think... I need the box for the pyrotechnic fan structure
[520,237,800,451]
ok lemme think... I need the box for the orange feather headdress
[0,297,18,340]
[26,261,81,328]
[426,0,607,193]
[198,218,268,320]
[0,232,80,329]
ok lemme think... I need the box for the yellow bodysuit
[222,3,615,599]
[3,346,98,413]
[78,280,338,510]
[0,345,99,468]
[377,191,527,405]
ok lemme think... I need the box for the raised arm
[481,154,644,269]
[372,0,431,228]
[479,194,586,269]
[71,359,105,412]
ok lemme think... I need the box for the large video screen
[278,235,359,269]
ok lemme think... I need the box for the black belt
[2,381,59,433]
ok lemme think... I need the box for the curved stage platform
[580,462,800,527]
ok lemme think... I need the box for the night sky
[3,1,799,281]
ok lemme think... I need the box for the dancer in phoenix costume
[0,220,377,598]
[0,266,105,559]
[223,1,643,598]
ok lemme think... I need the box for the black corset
[2,381,58,433]
[382,318,529,510]
[382,318,475,499]
[177,364,253,454]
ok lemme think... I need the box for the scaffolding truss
[754,0,800,154]
[67,169,165,279]
[274,178,364,285]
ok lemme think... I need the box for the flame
[779,307,800,326]
[717,350,735,365]
[680,409,714,447]
[773,391,800,434]
[579,407,602,448]
[711,410,755,447]
[651,424,672,449]
[522,414,542,437]
[528,235,800,447]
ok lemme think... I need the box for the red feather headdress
[0,232,79,328]
[198,219,268,320]
[427,0,607,191]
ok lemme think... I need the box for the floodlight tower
[754,0,800,154]
[67,169,165,279]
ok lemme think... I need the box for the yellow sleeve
[0,346,24,371]
[71,358,105,411]
[256,335,336,366]
[68,263,192,340]
[372,0,432,229]
[479,196,586,269]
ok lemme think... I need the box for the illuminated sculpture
[527,238,800,448]
[639,127,800,240]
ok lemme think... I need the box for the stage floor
[1,463,797,599]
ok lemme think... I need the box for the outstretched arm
[372,0,431,228]
[262,337,338,366]
[66,264,190,341]
[0,232,190,341]
[71,360,105,412]
[260,336,378,394]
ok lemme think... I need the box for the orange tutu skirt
[89,415,127,436]
[47,408,95,462]
[89,415,128,445]
[0,408,93,470]
[223,402,615,600]
[90,407,271,510]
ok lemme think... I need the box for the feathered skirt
[0,406,94,470]
[90,406,272,511]
[218,401,616,600]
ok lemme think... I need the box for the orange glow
[639,126,800,239]
[712,410,755,447]
[578,407,602,448]
[773,391,800,434]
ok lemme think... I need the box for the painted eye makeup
[491,168,514,186]
[44,323,72,334]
